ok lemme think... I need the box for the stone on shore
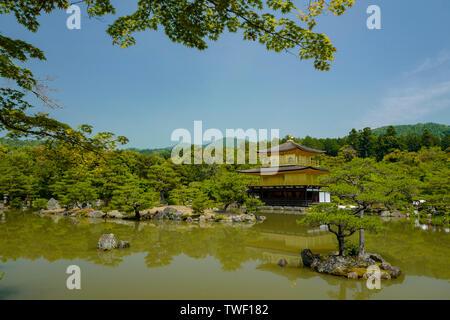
[163,207,177,215]
[171,211,183,220]
[232,216,242,222]
[242,214,256,222]
[88,210,105,218]
[107,210,123,219]
[152,211,165,220]
[47,198,60,210]
[98,234,117,250]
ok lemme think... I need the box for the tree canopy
[0,0,356,146]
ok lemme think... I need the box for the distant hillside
[372,123,449,138]
[126,147,172,157]
[127,137,249,156]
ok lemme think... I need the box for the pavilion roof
[258,140,325,154]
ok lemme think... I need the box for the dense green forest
[0,124,448,222]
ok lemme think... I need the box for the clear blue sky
[1,0,450,148]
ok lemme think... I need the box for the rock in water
[277,258,288,267]
[301,249,322,268]
[366,252,385,264]
[117,240,130,248]
[98,234,117,250]
[380,261,402,279]
[390,266,402,279]
[47,198,60,210]
[302,249,402,280]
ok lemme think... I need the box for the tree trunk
[134,208,141,220]
[358,209,365,257]
[133,203,141,220]
[337,225,345,256]
[338,235,345,256]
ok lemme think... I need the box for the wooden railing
[261,199,316,207]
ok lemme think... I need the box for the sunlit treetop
[3,0,355,73]
[0,0,353,148]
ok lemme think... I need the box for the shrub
[343,240,359,256]
[214,214,225,222]
[244,198,263,213]
[9,198,23,210]
[32,198,48,210]
[192,193,213,214]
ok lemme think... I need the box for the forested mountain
[126,123,449,159]
[372,123,449,138]
[127,147,172,157]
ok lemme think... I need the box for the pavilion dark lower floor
[248,185,321,207]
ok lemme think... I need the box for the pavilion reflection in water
[246,219,336,267]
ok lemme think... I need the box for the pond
[0,211,449,299]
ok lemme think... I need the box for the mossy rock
[347,267,367,278]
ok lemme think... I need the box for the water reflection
[0,212,448,299]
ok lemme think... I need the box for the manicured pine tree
[111,175,159,220]
[302,156,419,257]
[147,164,180,204]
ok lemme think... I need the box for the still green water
[0,211,449,299]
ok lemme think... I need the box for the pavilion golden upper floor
[239,140,330,187]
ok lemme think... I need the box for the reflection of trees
[143,223,261,271]
[0,213,262,271]
[365,221,450,280]
[0,213,448,283]
[257,262,405,300]
[322,273,403,300]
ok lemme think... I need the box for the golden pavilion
[239,140,330,207]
